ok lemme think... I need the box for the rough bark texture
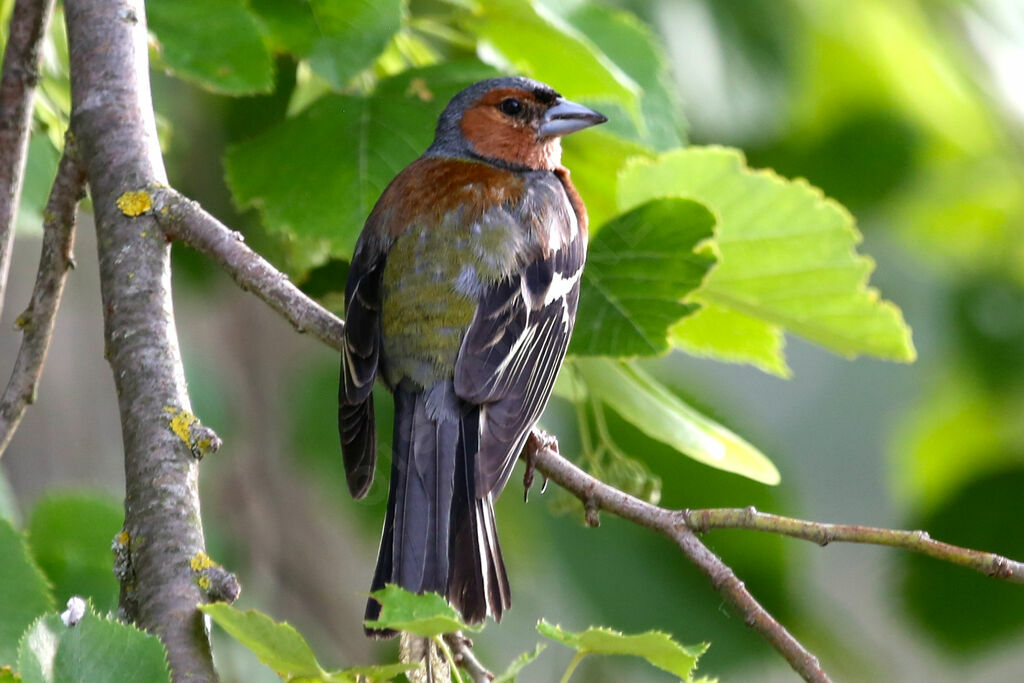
[64,1,215,679]
[0,0,56,318]
[0,134,85,457]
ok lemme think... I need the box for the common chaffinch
[338,76,606,634]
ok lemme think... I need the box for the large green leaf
[200,603,413,683]
[249,0,406,89]
[562,358,779,485]
[570,198,716,357]
[670,304,790,378]
[565,3,685,150]
[28,495,123,613]
[537,620,708,681]
[462,0,640,121]
[561,129,651,233]
[148,0,274,95]
[17,607,170,683]
[363,585,474,638]
[619,147,916,369]
[0,520,53,667]
[225,61,499,259]
[199,603,321,680]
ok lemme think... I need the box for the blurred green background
[3,0,1024,680]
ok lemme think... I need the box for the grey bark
[64,0,216,679]
[0,0,56,318]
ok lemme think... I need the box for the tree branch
[684,506,1024,583]
[65,1,217,680]
[0,132,85,458]
[149,187,344,350]
[524,432,830,683]
[0,0,56,318]
[444,633,494,683]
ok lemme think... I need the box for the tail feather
[365,386,511,637]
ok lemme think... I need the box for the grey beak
[538,98,607,138]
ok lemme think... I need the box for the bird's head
[429,77,607,171]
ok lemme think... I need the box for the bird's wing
[339,236,386,499]
[454,171,586,498]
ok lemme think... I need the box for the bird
[338,76,606,634]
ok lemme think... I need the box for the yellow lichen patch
[165,407,197,447]
[117,190,153,217]
[116,530,131,546]
[197,575,212,591]
[190,551,218,572]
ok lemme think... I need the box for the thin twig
[0,0,57,318]
[0,133,85,458]
[147,186,345,350]
[684,506,1024,583]
[526,431,830,683]
[444,632,494,683]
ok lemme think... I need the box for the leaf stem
[559,652,586,683]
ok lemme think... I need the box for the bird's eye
[500,98,523,116]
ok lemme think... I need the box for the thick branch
[0,0,56,318]
[65,1,216,680]
[684,507,1024,583]
[148,187,344,350]
[525,433,830,683]
[0,133,85,458]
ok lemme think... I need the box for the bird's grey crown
[426,77,560,161]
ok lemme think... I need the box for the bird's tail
[365,387,510,636]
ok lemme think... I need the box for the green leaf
[0,520,53,667]
[0,665,18,681]
[570,198,716,357]
[537,620,708,681]
[199,603,323,680]
[565,358,780,485]
[17,607,170,683]
[28,494,122,613]
[462,0,640,121]
[619,147,916,367]
[17,134,60,236]
[561,129,651,232]
[363,585,475,638]
[565,4,686,150]
[250,0,406,89]
[493,643,546,683]
[148,0,274,95]
[670,304,790,378]
[225,61,499,262]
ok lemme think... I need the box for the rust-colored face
[459,87,562,170]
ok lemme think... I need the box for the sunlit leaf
[250,0,406,89]
[225,61,499,261]
[462,0,640,121]
[17,607,170,683]
[0,520,53,667]
[565,3,686,149]
[364,584,475,637]
[571,198,715,357]
[564,358,779,485]
[199,603,322,680]
[537,619,708,681]
[670,303,790,378]
[561,129,652,238]
[148,0,274,95]
[619,147,915,367]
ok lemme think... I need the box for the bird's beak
[538,98,608,138]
